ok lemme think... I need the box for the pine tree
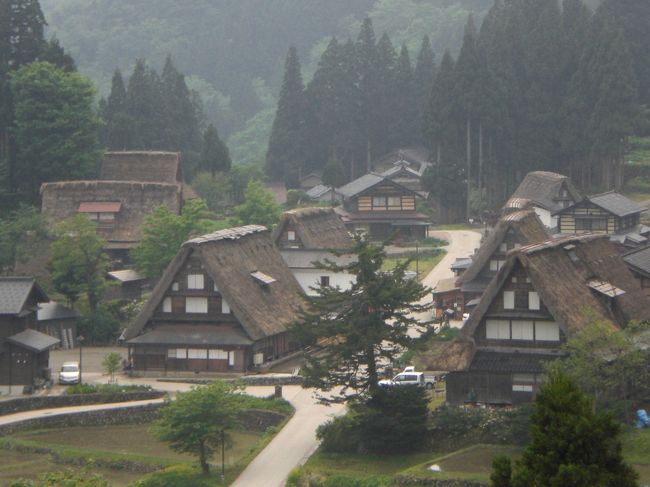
[265,46,305,186]
[102,69,133,150]
[200,123,231,177]
[507,370,638,487]
[414,35,435,145]
[453,15,482,220]
[291,235,431,402]
[389,44,418,149]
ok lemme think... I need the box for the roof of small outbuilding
[123,225,305,342]
[37,302,78,321]
[0,277,48,315]
[272,207,353,250]
[7,329,60,352]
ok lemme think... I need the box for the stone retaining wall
[392,477,487,487]
[157,375,304,386]
[0,403,163,437]
[0,391,166,416]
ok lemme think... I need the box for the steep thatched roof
[417,339,476,372]
[457,210,550,285]
[100,151,182,184]
[462,234,650,341]
[503,171,583,213]
[272,207,353,250]
[123,225,304,342]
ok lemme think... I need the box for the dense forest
[266,0,649,221]
[40,0,499,164]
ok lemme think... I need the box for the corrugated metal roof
[0,277,46,315]
[7,328,60,352]
[78,201,122,213]
[108,269,144,282]
[337,173,384,198]
[184,225,266,245]
[588,191,646,217]
[37,301,78,321]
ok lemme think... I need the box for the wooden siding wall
[447,371,542,405]
[474,263,563,348]
[151,255,238,324]
[131,345,247,373]
[0,346,49,386]
[558,203,620,234]
[354,183,416,212]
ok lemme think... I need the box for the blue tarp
[636,409,650,429]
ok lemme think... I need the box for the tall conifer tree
[266,46,305,186]
[390,45,418,149]
[414,35,435,145]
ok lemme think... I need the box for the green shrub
[317,414,361,453]
[132,465,214,487]
[623,176,650,193]
[357,386,429,454]
[429,405,532,451]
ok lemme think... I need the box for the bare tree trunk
[466,117,471,221]
[367,139,371,173]
[478,122,483,193]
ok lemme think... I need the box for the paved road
[231,386,344,487]
[412,229,482,327]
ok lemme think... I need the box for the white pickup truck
[378,371,436,389]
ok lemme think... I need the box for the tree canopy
[494,369,638,487]
[152,381,245,475]
[291,235,431,402]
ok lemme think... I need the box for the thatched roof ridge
[100,151,182,184]
[456,210,549,285]
[272,207,353,250]
[40,180,180,192]
[123,226,304,342]
[504,171,583,212]
[462,234,650,341]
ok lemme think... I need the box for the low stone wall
[0,403,162,437]
[156,375,304,386]
[0,391,166,416]
[392,476,488,487]
[237,408,286,432]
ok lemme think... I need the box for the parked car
[379,371,436,389]
[58,361,80,385]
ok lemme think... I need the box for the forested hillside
[40,0,495,164]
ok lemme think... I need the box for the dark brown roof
[123,225,305,342]
[100,151,182,184]
[272,207,353,250]
[417,339,475,372]
[457,210,550,285]
[462,234,650,340]
[0,277,48,315]
[469,350,562,373]
[504,171,583,212]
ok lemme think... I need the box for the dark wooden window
[320,275,330,287]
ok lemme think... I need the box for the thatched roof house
[122,225,304,374]
[273,208,356,295]
[502,171,583,229]
[432,234,650,405]
[273,207,353,251]
[433,211,549,318]
[41,180,182,253]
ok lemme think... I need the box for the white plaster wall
[533,207,556,229]
[292,268,355,296]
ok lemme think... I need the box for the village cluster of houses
[429,171,650,405]
[3,150,650,406]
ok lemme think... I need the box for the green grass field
[381,250,447,280]
[292,426,650,485]
[0,423,264,486]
